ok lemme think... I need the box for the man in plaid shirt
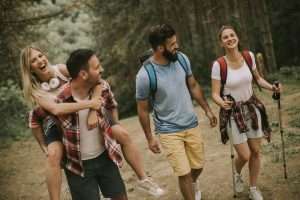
[56,49,127,200]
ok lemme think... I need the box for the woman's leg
[234,142,250,173]
[46,141,63,200]
[111,125,146,180]
[247,138,262,187]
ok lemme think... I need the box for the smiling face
[220,28,239,50]
[29,48,50,81]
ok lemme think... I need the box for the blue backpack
[141,51,189,100]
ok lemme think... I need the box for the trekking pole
[272,81,288,179]
[224,95,237,198]
[228,118,237,198]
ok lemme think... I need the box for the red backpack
[216,50,262,96]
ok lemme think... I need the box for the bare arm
[211,78,233,110]
[188,75,217,126]
[35,95,101,116]
[253,69,281,92]
[57,64,70,77]
[32,127,48,155]
[137,100,161,153]
[87,84,103,129]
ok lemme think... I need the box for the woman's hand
[90,97,103,110]
[221,100,233,110]
[272,82,282,93]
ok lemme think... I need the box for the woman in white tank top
[20,46,102,200]
[211,26,281,200]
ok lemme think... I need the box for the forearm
[137,107,153,141]
[257,77,273,91]
[91,84,102,100]
[191,84,212,113]
[36,96,94,116]
[212,92,225,108]
[48,101,94,115]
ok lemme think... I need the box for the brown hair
[217,25,236,41]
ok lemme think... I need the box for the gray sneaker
[234,173,244,193]
[136,177,165,197]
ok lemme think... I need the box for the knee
[117,130,132,145]
[250,149,261,158]
[47,146,62,167]
[179,173,192,181]
[238,152,250,163]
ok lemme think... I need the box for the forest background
[0,0,299,140]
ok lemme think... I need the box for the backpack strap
[177,52,189,76]
[143,52,189,101]
[216,56,227,96]
[143,60,157,100]
[241,50,262,91]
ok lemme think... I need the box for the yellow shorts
[159,126,205,176]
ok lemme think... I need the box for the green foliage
[0,80,29,138]
[266,0,300,67]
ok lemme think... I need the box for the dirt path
[1,91,300,200]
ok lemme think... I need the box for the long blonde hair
[20,46,47,107]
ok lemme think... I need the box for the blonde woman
[211,26,281,200]
[20,46,102,200]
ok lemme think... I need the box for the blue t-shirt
[136,53,198,133]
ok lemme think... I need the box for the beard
[162,48,178,62]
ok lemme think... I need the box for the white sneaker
[136,177,165,197]
[193,181,201,200]
[249,187,263,200]
[234,173,244,193]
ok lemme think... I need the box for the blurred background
[1,0,299,141]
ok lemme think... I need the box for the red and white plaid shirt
[29,80,123,177]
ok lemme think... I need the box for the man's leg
[159,132,193,200]
[65,168,100,200]
[97,151,127,200]
[179,173,195,200]
[191,168,203,182]
[111,125,146,180]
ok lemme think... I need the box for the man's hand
[206,111,218,127]
[148,137,161,154]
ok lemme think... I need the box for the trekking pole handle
[272,81,280,100]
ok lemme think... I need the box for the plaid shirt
[219,95,272,144]
[28,80,123,177]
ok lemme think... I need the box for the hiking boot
[249,187,263,200]
[234,173,244,193]
[136,177,165,197]
[193,181,201,200]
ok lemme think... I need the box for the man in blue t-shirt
[136,24,217,200]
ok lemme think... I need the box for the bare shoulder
[57,64,70,77]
